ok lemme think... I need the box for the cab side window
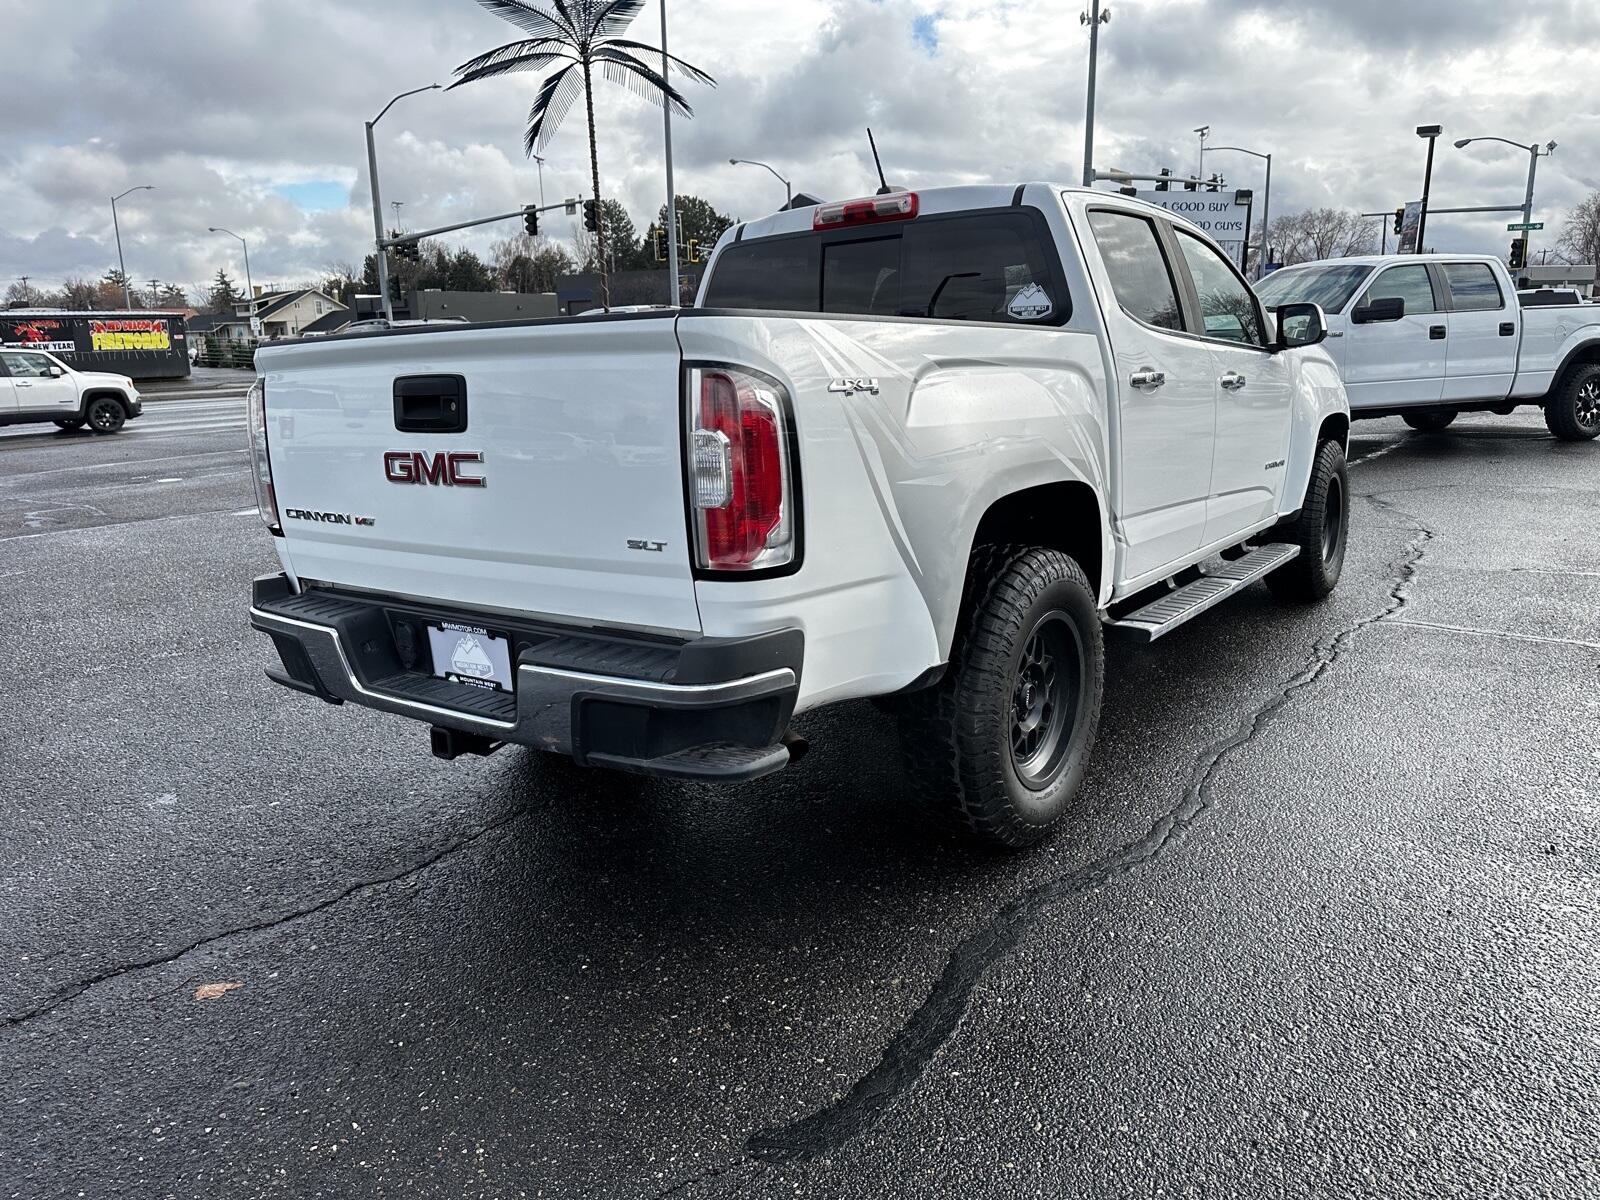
[1361,265,1438,314]
[1174,230,1265,346]
[4,352,55,378]
[1086,210,1184,331]
[1442,262,1504,312]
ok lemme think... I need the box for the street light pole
[728,158,792,206]
[660,0,681,306]
[1453,135,1556,264]
[207,227,255,331]
[1415,124,1442,254]
[110,185,154,309]
[366,83,440,323]
[1080,1,1109,187]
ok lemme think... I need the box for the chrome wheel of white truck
[1545,365,1600,442]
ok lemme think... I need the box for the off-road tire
[897,545,1104,850]
[1544,363,1600,442]
[53,418,85,431]
[1266,439,1348,604]
[1402,408,1457,433]
[86,396,126,435]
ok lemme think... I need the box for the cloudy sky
[3,0,1597,299]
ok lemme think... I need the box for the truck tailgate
[256,318,700,635]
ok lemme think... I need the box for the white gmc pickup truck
[248,185,1350,848]
[1257,253,1600,439]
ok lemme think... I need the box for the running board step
[1109,543,1300,643]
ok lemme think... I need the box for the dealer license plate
[427,622,515,693]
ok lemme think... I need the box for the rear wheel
[1266,439,1348,604]
[897,546,1104,850]
[1544,364,1600,442]
[53,418,85,431]
[1402,408,1457,432]
[86,397,126,435]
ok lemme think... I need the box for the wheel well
[1552,344,1600,395]
[82,389,131,413]
[1318,412,1349,450]
[969,482,1103,597]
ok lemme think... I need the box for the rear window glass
[702,209,1069,325]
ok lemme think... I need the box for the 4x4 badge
[828,377,880,397]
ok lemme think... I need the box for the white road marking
[1349,440,1405,467]
[1381,619,1600,653]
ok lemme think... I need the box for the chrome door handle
[1129,368,1166,391]
[1219,372,1247,391]
[13,381,32,388]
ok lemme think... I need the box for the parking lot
[2,392,1597,1198]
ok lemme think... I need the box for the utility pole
[1194,125,1209,181]
[1080,1,1109,187]
[660,0,681,305]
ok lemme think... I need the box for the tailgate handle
[394,375,468,433]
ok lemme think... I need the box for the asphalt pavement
[2,399,1597,1199]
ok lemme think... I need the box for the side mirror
[1273,302,1328,351]
[46,365,64,378]
[1350,296,1405,324]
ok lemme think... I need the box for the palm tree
[450,0,715,308]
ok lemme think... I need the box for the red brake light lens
[687,366,795,571]
[813,191,919,230]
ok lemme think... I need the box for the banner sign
[1132,192,1251,268]
[1398,200,1423,254]
[0,312,189,380]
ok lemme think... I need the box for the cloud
[0,0,1593,296]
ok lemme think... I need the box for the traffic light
[523,206,539,237]
[582,199,599,232]
[1393,207,1405,235]
[1183,178,1198,192]
[687,238,702,265]
[651,225,667,263]
[1509,238,1527,270]
[1155,168,1171,192]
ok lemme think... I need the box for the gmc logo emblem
[384,450,486,487]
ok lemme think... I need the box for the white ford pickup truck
[248,185,1350,848]
[1256,253,1600,439]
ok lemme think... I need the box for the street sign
[1507,221,1544,232]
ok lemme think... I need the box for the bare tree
[1267,208,1376,266]
[1557,191,1600,268]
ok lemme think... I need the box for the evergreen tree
[207,268,240,312]
[655,194,736,261]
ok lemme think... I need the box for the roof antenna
[867,127,892,195]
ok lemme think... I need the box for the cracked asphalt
[3,397,1598,1199]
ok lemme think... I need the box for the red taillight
[688,366,795,571]
[812,191,919,230]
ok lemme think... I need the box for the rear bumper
[248,574,803,781]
